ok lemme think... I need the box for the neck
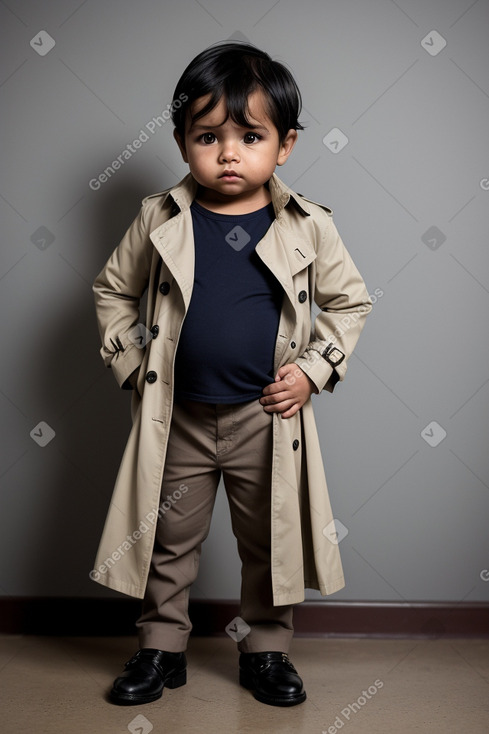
[195,184,271,214]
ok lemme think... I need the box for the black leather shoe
[109,648,187,705]
[239,652,306,706]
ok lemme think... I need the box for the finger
[280,403,301,419]
[261,382,293,399]
[262,398,296,413]
[262,381,282,396]
[260,389,295,405]
[274,365,291,380]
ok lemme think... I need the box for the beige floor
[1,635,488,733]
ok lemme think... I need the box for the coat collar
[149,172,315,310]
[165,172,311,219]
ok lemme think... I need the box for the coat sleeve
[92,204,154,389]
[294,210,372,393]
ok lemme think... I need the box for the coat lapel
[148,175,197,309]
[256,222,316,299]
[257,173,317,310]
[149,212,195,309]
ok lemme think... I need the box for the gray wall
[1,0,488,605]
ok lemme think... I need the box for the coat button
[150,325,159,338]
[292,439,300,451]
[291,341,296,349]
[159,281,170,295]
[145,370,157,384]
[298,290,307,303]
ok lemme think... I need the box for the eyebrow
[191,123,269,132]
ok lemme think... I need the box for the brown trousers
[136,398,294,653]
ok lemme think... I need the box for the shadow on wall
[22,177,176,599]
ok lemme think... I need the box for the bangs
[188,81,268,132]
[172,42,304,142]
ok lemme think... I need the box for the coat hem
[92,573,345,605]
[272,576,345,606]
[311,576,346,596]
[92,573,145,600]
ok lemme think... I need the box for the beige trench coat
[91,173,372,605]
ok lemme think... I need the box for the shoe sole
[239,670,307,707]
[108,669,187,706]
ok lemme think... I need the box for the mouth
[219,170,241,180]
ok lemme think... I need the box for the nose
[219,138,240,163]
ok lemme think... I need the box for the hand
[260,364,317,419]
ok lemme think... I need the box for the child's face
[174,90,297,208]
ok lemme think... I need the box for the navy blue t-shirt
[174,200,282,403]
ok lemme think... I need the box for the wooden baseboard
[1,598,487,637]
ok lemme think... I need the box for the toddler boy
[92,41,372,707]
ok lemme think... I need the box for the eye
[243,132,261,144]
[200,132,216,144]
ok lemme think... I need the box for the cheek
[185,150,202,170]
[189,147,212,167]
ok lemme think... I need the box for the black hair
[171,41,304,143]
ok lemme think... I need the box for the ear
[173,129,188,163]
[277,129,298,166]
